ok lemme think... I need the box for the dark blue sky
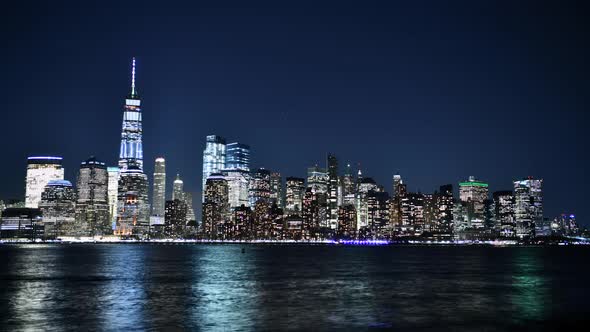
[1,1,588,223]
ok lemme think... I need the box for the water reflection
[510,248,549,322]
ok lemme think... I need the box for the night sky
[1,1,588,224]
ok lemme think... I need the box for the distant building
[493,191,515,238]
[366,191,390,239]
[552,214,578,236]
[269,172,283,208]
[248,168,271,206]
[223,169,250,208]
[38,180,76,238]
[356,177,379,230]
[231,205,252,240]
[337,204,357,239]
[164,199,187,238]
[435,184,454,235]
[202,174,229,239]
[202,135,226,201]
[152,158,166,217]
[327,154,339,230]
[107,167,120,228]
[225,142,250,171]
[0,208,43,240]
[183,192,196,223]
[307,166,328,194]
[459,176,489,229]
[25,156,64,208]
[514,177,543,238]
[285,177,305,215]
[172,174,184,201]
[76,157,111,237]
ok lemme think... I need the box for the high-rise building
[223,169,250,208]
[327,154,339,230]
[393,173,402,198]
[172,174,184,201]
[459,176,489,229]
[226,142,250,171]
[25,156,64,208]
[183,192,196,223]
[248,168,271,206]
[341,164,356,206]
[366,191,390,239]
[493,191,515,237]
[202,174,229,239]
[307,166,328,194]
[402,192,425,235]
[514,177,543,238]
[231,205,253,240]
[116,58,149,237]
[164,199,187,238]
[107,167,120,227]
[356,177,379,230]
[152,158,166,217]
[202,135,226,201]
[75,157,111,237]
[337,204,357,239]
[38,180,76,238]
[269,172,283,208]
[435,184,454,235]
[285,177,305,215]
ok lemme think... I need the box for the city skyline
[0,1,587,226]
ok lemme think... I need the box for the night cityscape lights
[0,59,586,244]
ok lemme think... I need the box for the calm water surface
[0,244,589,331]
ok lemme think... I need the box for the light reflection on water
[0,245,589,331]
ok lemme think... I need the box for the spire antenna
[131,57,136,96]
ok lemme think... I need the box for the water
[1,244,589,331]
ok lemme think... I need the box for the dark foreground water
[1,245,589,331]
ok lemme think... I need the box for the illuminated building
[183,192,196,223]
[269,204,284,239]
[107,167,119,227]
[223,169,250,208]
[327,154,339,230]
[435,184,454,235]
[423,193,436,232]
[341,163,355,206]
[337,204,357,239]
[514,177,543,238]
[0,208,43,240]
[493,191,515,237]
[284,215,304,240]
[116,58,149,236]
[269,172,283,208]
[38,180,76,238]
[226,142,250,171]
[553,214,578,236]
[356,177,378,230]
[459,176,489,229]
[75,157,111,237]
[116,168,149,236]
[248,168,271,206]
[401,192,425,235]
[285,177,305,215]
[392,173,402,198]
[164,199,187,238]
[231,205,253,240]
[366,191,390,239]
[307,165,328,194]
[172,174,184,201]
[253,200,271,239]
[152,158,166,217]
[302,188,323,238]
[25,156,64,208]
[118,58,144,172]
[202,135,226,201]
[202,173,229,239]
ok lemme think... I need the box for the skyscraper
[223,169,250,208]
[75,157,111,237]
[285,177,305,215]
[459,176,489,229]
[152,157,166,217]
[307,166,328,194]
[164,199,187,238]
[107,167,119,227]
[116,58,149,236]
[269,172,283,208]
[514,177,543,238]
[435,184,454,235]
[202,135,226,201]
[327,154,339,230]
[226,142,250,171]
[203,173,229,239]
[38,180,76,238]
[493,190,515,237]
[248,168,271,206]
[25,156,64,208]
[172,174,184,201]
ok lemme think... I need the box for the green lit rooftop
[459,181,488,187]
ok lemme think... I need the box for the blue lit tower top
[118,57,144,171]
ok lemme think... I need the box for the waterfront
[1,244,589,331]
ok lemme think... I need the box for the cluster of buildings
[0,58,582,242]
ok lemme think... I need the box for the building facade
[76,157,111,237]
[152,157,166,217]
[25,156,64,208]
[202,135,226,201]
